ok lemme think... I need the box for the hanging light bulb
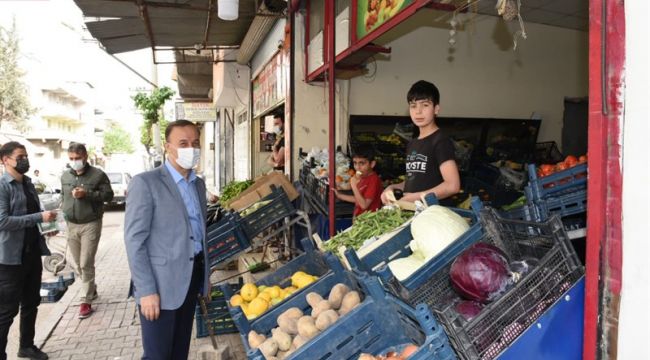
[218,0,239,21]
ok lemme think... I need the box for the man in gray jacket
[60,143,113,319]
[124,120,209,360]
[0,141,56,360]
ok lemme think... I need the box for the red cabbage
[450,243,511,303]
[455,300,484,321]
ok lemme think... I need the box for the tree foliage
[0,19,32,130]
[103,124,135,155]
[132,86,174,151]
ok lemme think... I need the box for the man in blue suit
[124,120,210,359]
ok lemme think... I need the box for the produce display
[220,180,254,206]
[449,243,512,303]
[536,154,587,178]
[230,272,319,320]
[387,205,470,281]
[247,283,362,359]
[323,208,413,253]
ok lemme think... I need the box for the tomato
[556,162,569,172]
[540,164,555,177]
[565,155,578,167]
[578,155,588,163]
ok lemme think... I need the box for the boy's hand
[331,188,340,199]
[350,175,359,188]
[381,188,395,204]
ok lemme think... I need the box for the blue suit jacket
[124,165,209,310]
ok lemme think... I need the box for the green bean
[323,208,413,253]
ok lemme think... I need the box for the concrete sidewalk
[7,210,246,360]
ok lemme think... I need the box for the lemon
[257,292,272,302]
[240,303,251,317]
[291,271,309,288]
[258,285,268,293]
[248,297,269,317]
[240,283,259,302]
[267,286,281,299]
[295,275,317,289]
[271,297,283,306]
[230,294,244,307]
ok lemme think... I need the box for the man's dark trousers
[139,255,204,360]
[0,248,42,360]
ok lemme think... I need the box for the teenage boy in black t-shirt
[381,80,461,204]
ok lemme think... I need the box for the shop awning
[73,0,259,55]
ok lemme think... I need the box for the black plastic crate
[461,176,523,209]
[237,186,296,239]
[195,282,242,338]
[534,141,564,164]
[406,209,583,360]
[206,215,251,269]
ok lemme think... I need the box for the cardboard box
[228,172,298,212]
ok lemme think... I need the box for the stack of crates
[501,163,587,223]
[195,281,242,338]
[40,272,75,303]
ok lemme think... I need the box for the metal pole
[327,0,336,238]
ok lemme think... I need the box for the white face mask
[273,126,282,134]
[176,147,200,170]
[70,160,84,171]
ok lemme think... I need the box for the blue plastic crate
[525,163,587,201]
[195,282,242,338]
[344,196,482,294]
[221,238,335,336]
[40,288,65,303]
[206,214,251,269]
[41,272,75,291]
[386,209,583,360]
[246,275,457,360]
[237,186,296,239]
[535,188,587,221]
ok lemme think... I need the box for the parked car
[106,171,131,206]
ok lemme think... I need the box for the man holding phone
[60,143,113,319]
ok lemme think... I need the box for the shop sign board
[252,50,289,117]
[175,102,217,122]
[356,0,413,39]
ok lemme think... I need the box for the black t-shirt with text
[403,130,456,193]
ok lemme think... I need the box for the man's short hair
[351,146,375,162]
[68,142,88,155]
[0,141,26,160]
[165,120,199,142]
[407,80,440,105]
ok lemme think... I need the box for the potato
[259,338,279,358]
[272,328,292,352]
[338,291,361,316]
[306,292,324,308]
[297,315,320,339]
[327,283,350,309]
[277,315,298,335]
[358,354,377,360]
[248,330,266,349]
[281,307,304,320]
[292,334,309,349]
[315,309,339,331]
[310,299,332,319]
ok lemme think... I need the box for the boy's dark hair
[273,112,284,120]
[0,141,26,160]
[407,80,440,105]
[68,142,87,155]
[352,146,375,161]
[165,119,199,141]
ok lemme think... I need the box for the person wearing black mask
[0,141,57,360]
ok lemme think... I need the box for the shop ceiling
[73,0,586,99]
